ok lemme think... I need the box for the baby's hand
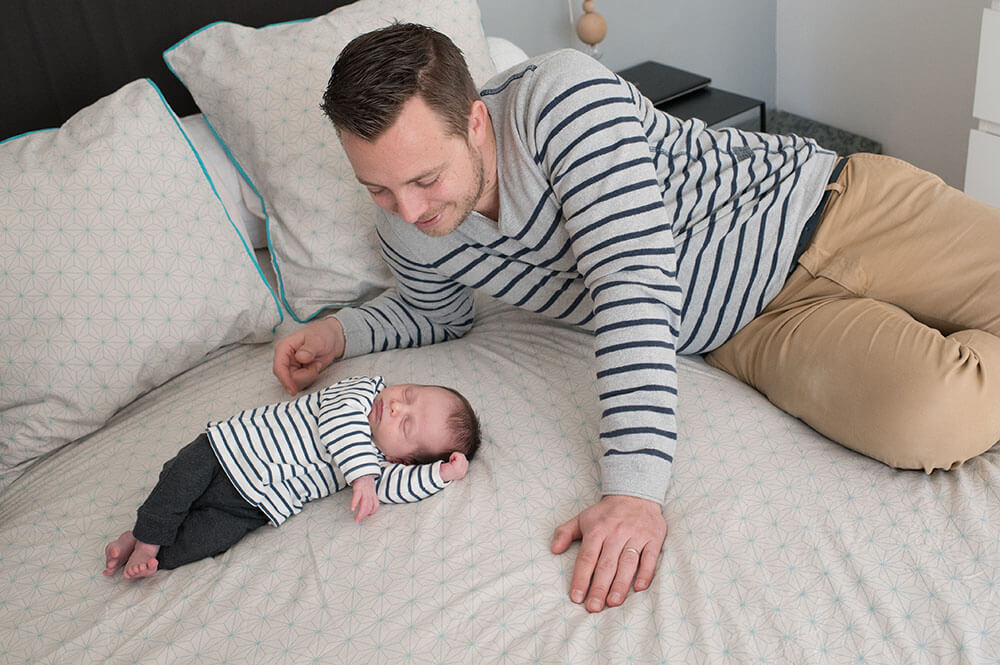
[439,452,469,482]
[350,475,378,522]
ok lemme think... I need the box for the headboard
[1,0,355,140]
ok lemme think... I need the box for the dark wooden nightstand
[618,61,766,131]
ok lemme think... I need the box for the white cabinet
[965,5,1000,207]
[972,8,1000,126]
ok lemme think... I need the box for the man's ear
[467,100,490,146]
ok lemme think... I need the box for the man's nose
[394,190,427,224]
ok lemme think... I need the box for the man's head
[321,23,496,236]
[368,383,482,465]
[321,22,479,142]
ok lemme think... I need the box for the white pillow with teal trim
[164,0,496,321]
[0,78,283,482]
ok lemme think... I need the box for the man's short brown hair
[321,23,480,141]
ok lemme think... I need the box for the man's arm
[334,220,476,359]
[273,317,346,395]
[273,228,475,395]
[551,495,666,612]
[524,50,683,610]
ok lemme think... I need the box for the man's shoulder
[481,49,610,98]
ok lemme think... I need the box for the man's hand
[551,494,666,613]
[439,452,469,482]
[272,317,346,395]
[350,475,379,522]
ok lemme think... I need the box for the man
[273,23,1000,613]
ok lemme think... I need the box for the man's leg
[796,153,1000,337]
[706,268,1000,471]
[707,153,1000,470]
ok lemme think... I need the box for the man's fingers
[272,333,309,395]
[293,347,317,365]
[570,535,606,608]
[550,517,582,554]
[553,496,667,612]
[634,540,661,591]
[288,364,321,392]
[272,347,298,395]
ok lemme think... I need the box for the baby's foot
[123,541,161,579]
[104,531,138,576]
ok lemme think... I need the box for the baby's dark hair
[410,386,481,465]
[441,386,481,461]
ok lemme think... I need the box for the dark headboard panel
[2,0,356,140]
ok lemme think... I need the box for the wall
[478,1,985,188]
[775,0,987,187]
[478,0,778,107]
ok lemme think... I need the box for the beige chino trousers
[706,153,1000,472]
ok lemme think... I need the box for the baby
[104,375,480,578]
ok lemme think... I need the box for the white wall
[478,0,778,107]
[775,0,987,187]
[478,1,985,188]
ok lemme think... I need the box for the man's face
[367,384,458,463]
[340,96,486,237]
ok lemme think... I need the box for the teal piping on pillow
[149,78,284,331]
[162,18,371,323]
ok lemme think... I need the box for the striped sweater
[207,376,449,526]
[335,49,836,503]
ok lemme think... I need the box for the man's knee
[858,329,1000,472]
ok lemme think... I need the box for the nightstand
[659,87,766,132]
[618,60,766,131]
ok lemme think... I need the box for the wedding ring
[623,547,641,556]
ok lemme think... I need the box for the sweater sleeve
[334,223,476,358]
[375,460,449,504]
[317,378,383,484]
[523,51,682,503]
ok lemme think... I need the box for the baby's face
[368,384,458,463]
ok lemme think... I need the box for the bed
[2,1,999,663]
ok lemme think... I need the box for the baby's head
[368,383,481,465]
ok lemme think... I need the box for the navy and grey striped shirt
[208,376,449,526]
[336,50,836,503]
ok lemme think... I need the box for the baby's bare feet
[104,531,161,578]
[104,531,138,576]
[123,541,161,578]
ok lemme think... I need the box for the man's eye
[416,177,438,188]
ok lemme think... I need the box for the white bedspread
[2,296,998,664]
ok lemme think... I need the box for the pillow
[180,114,268,248]
[0,78,283,481]
[164,0,497,321]
[487,36,530,72]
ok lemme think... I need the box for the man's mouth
[415,213,440,231]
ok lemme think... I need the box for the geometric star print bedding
[3,1,999,662]
[3,295,999,664]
